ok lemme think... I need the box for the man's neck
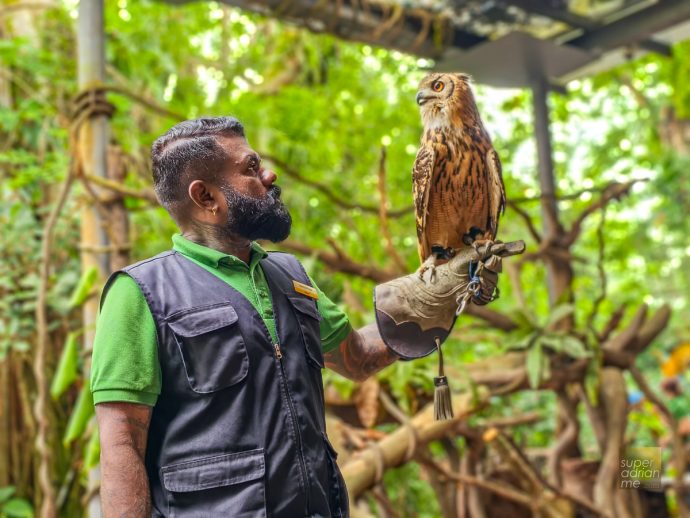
[181,222,252,263]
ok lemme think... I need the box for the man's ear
[188,180,219,212]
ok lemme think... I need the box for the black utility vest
[106,250,349,517]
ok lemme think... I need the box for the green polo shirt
[90,234,351,407]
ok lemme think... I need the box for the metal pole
[78,1,109,516]
[531,77,562,304]
[531,78,559,234]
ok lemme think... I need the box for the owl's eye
[432,80,444,92]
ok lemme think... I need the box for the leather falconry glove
[375,240,525,360]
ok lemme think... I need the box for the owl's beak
[416,91,428,105]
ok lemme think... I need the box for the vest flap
[286,294,322,321]
[161,449,265,493]
[167,303,239,338]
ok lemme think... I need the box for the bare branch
[278,239,398,283]
[376,147,408,273]
[264,154,414,218]
[506,200,542,243]
[629,365,689,515]
[418,455,534,508]
[565,180,641,246]
[81,174,159,205]
[35,168,76,518]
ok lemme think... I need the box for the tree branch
[506,200,542,243]
[35,169,75,518]
[565,180,641,246]
[341,389,489,499]
[264,154,414,218]
[278,238,398,283]
[629,365,689,515]
[376,147,408,273]
[81,174,159,205]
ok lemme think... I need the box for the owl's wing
[413,143,435,262]
[485,148,506,239]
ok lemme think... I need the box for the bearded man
[91,116,509,517]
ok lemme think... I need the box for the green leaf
[510,308,538,331]
[83,427,101,471]
[526,342,543,389]
[540,336,564,353]
[0,486,15,504]
[3,498,33,518]
[546,304,575,328]
[561,335,591,359]
[63,386,94,446]
[68,266,99,308]
[50,332,79,399]
[508,331,539,351]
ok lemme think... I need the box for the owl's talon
[472,239,495,255]
[417,256,439,284]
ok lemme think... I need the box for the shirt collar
[172,233,268,269]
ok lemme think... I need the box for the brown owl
[413,72,506,280]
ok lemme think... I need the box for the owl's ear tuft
[454,73,472,83]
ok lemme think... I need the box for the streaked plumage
[413,72,506,278]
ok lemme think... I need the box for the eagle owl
[413,72,506,280]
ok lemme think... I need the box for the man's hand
[323,324,399,382]
[96,402,152,518]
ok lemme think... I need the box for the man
[91,116,507,517]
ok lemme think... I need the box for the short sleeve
[309,275,352,354]
[90,274,161,406]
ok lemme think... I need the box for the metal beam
[166,0,486,58]
[565,0,690,53]
[502,0,671,55]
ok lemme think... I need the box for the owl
[413,72,506,280]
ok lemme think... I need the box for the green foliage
[50,332,79,399]
[68,266,99,309]
[2,0,690,514]
[0,487,33,518]
[63,387,94,447]
[508,303,590,387]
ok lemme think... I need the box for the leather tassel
[433,337,453,421]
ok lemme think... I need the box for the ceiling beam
[168,0,485,58]
[501,0,671,55]
[565,0,690,53]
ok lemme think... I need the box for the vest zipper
[274,342,311,515]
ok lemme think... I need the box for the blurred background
[2,0,690,516]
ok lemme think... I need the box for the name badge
[293,280,318,300]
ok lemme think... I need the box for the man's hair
[151,116,245,214]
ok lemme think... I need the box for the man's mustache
[267,186,281,200]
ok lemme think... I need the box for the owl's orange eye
[432,80,444,92]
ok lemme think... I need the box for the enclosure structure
[65,0,690,517]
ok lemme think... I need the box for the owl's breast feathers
[414,125,506,262]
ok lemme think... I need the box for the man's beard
[219,184,292,242]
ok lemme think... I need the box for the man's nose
[260,169,277,187]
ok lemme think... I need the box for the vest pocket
[161,448,267,518]
[286,294,325,368]
[167,303,249,393]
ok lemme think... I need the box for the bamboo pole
[77,1,109,516]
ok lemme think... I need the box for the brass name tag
[293,280,318,300]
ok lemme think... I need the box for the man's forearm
[323,323,399,381]
[96,402,152,518]
[100,443,151,517]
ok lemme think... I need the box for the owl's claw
[471,238,495,255]
[417,256,439,283]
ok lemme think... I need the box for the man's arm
[96,402,152,518]
[323,323,399,382]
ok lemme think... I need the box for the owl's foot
[471,238,495,255]
[417,255,439,283]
